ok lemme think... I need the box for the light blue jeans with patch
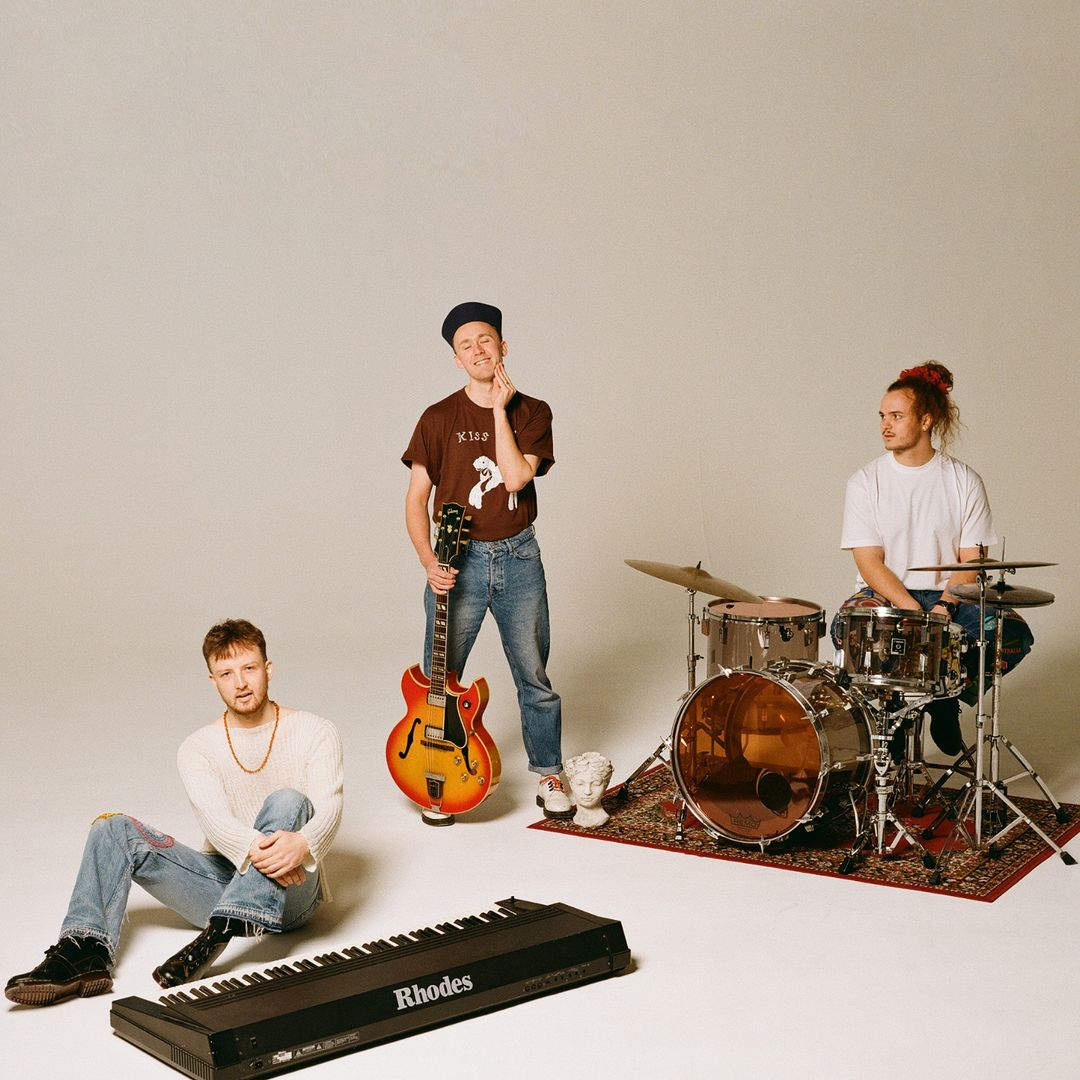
[423,524,563,775]
[60,788,321,962]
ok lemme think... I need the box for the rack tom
[703,597,825,674]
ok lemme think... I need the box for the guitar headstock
[435,502,472,569]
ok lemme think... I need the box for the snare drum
[702,597,825,674]
[835,606,965,697]
[671,660,872,845]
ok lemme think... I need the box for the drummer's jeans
[423,524,562,775]
[58,789,322,962]
[831,587,1034,704]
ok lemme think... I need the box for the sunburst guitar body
[386,503,501,817]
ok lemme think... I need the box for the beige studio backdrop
[2,3,1079,1078]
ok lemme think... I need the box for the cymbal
[907,558,1057,572]
[951,582,1056,608]
[625,559,763,603]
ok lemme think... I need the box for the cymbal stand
[930,572,1074,884]
[910,731,977,829]
[839,691,937,873]
[614,584,700,833]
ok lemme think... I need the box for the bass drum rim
[670,661,872,846]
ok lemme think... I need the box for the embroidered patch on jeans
[128,817,176,849]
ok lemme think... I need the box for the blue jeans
[831,587,1033,704]
[60,789,321,961]
[424,525,562,774]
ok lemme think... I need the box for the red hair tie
[898,365,949,393]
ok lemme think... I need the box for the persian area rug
[528,767,1080,902]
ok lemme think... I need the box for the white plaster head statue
[564,751,614,827]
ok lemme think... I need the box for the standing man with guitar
[403,301,572,819]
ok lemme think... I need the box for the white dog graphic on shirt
[469,455,517,511]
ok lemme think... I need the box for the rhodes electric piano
[110,897,631,1078]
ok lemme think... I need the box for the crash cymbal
[951,582,1056,608]
[625,559,763,603]
[907,558,1056,572]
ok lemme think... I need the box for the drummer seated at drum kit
[831,362,1033,757]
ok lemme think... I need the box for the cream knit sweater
[177,709,344,901]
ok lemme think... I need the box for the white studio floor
[3,695,1079,1080]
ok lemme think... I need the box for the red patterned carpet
[528,766,1080,901]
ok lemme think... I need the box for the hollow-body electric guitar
[386,502,501,818]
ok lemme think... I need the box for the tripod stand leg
[981,784,1077,865]
[912,743,976,815]
[995,735,1071,823]
[615,738,671,804]
[928,783,978,885]
[882,811,937,867]
[838,825,871,875]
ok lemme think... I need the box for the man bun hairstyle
[202,619,267,668]
[889,361,961,450]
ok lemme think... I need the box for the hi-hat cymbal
[907,558,1057,572]
[624,559,763,603]
[951,582,1056,608]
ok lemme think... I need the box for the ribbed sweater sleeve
[176,710,344,881]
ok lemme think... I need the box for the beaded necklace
[223,700,280,774]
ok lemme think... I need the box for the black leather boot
[5,936,113,1006]
[926,697,964,756]
[152,917,245,989]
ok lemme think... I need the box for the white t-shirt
[841,451,997,589]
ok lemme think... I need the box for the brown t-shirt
[402,388,554,541]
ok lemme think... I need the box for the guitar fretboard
[428,578,450,706]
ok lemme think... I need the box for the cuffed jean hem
[530,765,563,777]
[59,926,114,962]
[213,893,320,934]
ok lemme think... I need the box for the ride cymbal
[951,582,1056,608]
[907,558,1056,572]
[624,559,763,603]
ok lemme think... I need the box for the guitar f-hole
[397,718,423,760]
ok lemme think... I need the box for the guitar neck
[428,565,451,706]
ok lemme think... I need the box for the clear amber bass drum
[671,661,872,845]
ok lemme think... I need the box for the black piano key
[389,934,412,946]
[342,947,366,958]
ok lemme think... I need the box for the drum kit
[616,554,1075,881]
